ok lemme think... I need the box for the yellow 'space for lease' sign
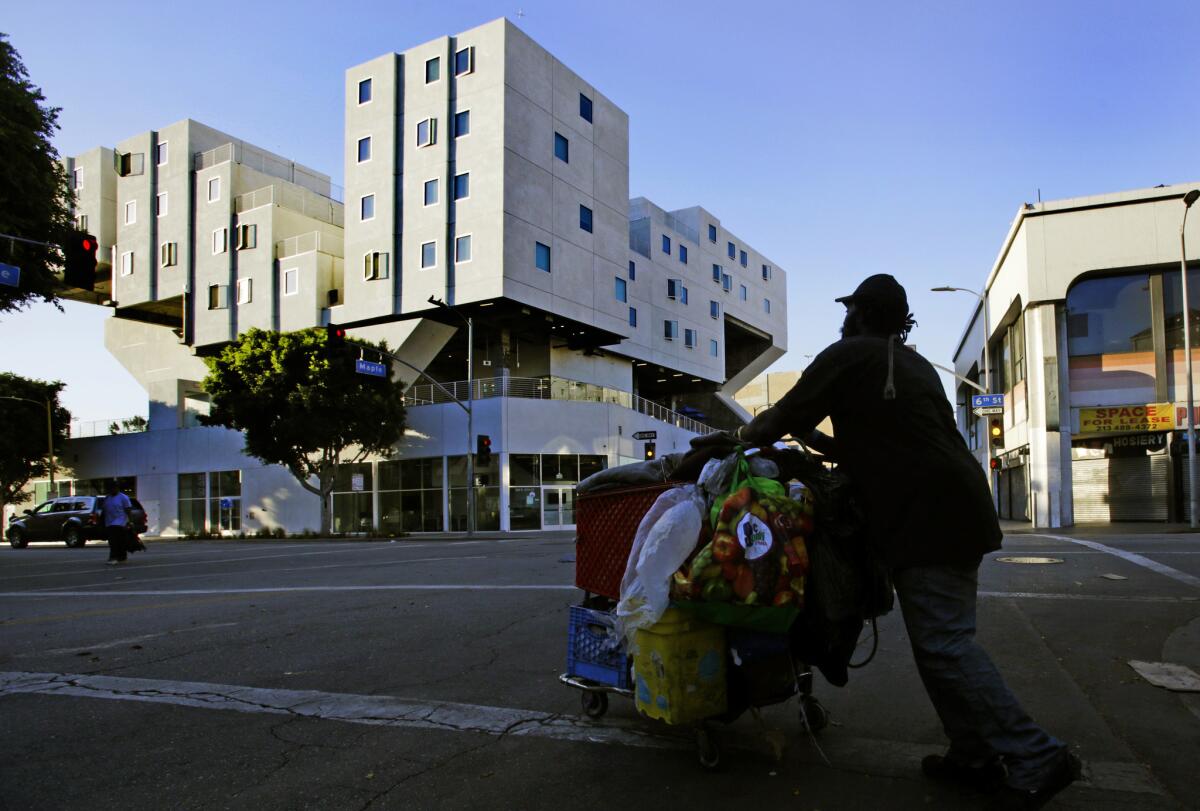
[1078,403,1173,433]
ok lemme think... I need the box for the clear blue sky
[3,0,1199,423]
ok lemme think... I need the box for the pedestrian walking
[692,274,1079,809]
[102,479,133,566]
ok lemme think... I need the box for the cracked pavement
[1,533,1198,809]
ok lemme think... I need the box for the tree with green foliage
[0,373,71,508]
[0,33,74,313]
[200,328,407,535]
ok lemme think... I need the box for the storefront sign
[1109,433,1168,456]
[1078,404,1173,434]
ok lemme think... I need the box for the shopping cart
[559,480,829,769]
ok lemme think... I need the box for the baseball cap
[835,274,909,314]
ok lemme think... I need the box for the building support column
[1025,302,1073,527]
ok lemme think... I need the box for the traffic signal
[325,323,347,350]
[476,434,492,466]
[63,232,98,290]
[644,441,656,461]
[989,457,1001,471]
[988,417,1005,449]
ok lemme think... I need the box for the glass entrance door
[541,487,576,529]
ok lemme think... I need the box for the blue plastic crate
[566,605,631,690]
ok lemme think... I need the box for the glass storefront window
[579,455,606,481]
[509,486,540,530]
[448,454,499,487]
[1066,274,1152,356]
[1162,267,1200,350]
[449,486,500,531]
[541,454,579,484]
[378,457,444,533]
[208,470,241,532]
[510,454,540,486]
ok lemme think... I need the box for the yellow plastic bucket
[633,608,727,724]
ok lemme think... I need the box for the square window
[237,278,252,305]
[629,307,637,327]
[727,241,735,259]
[156,192,167,217]
[73,168,83,190]
[739,284,748,301]
[740,250,748,268]
[212,228,227,254]
[208,176,220,202]
[425,57,440,83]
[424,178,439,206]
[710,300,720,319]
[662,234,671,254]
[708,224,717,243]
[358,77,372,104]
[684,328,696,349]
[159,242,176,267]
[283,268,298,295]
[628,260,635,280]
[762,264,771,281]
[535,241,551,272]
[360,194,375,221]
[722,273,731,292]
[667,279,678,300]
[710,339,719,357]
[763,298,771,314]
[421,241,436,269]
[454,46,474,76]
[712,264,722,283]
[554,132,569,162]
[237,224,257,250]
[120,251,133,276]
[455,234,472,263]
[156,141,168,166]
[417,118,437,147]
[681,286,689,305]
[679,244,688,264]
[124,200,136,225]
[357,136,371,162]
[579,204,593,233]
[615,277,627,302]
[454,172,469,200]
[664,320,677,341]
[579,93,593,123]
[455,110,470,137]
[207,284,226,310]
[364,251,389,280]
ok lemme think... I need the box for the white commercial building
[23,19,788,537]
[950,182,1200,526]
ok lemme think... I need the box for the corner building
[36,18,787,536]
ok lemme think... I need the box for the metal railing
[276,230,344,259]
[404,375,718,435]
[235,184,344,228]
[70,416,149,439]
[194,142,345,203]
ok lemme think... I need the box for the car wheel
[9,529,28,549]
[64,527,85,548]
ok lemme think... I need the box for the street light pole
[1179,189,1200,528]
[933,285,995,497]
[430,296,475,537]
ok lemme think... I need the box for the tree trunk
[319,470,333,536]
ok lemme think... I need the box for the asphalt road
[1,529,1198,810]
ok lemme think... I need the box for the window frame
[763,298,771,314]
[710,339,719,357]
[579,204,593,233]
[207,284,227,311]
[236,224,257,250]
[360,193,376,222]
[453,172,470,201]
[425,57,440,83]
[535,241,551,273]
[740,249,748,268]
[628,260,636,280]
[727,241,735,259]
[454,46,474,76]
[679,244,688,264]
[710,300,720,319]
[363,251,390,280]
[73,167,83,190]
[207,176,221,203]
[708,224,717,243]
[282,267,298,296]
[579,93,593,123]
[421,241,437,270]
[455,234,473,264]
[629,306,638,328]
[212,227,228,255]
[120,251,134,276]
[124,199,136,225]
[357,135,372,163]
[236,277,252,305]
[663,320,678,341]
[417,118,437,148]
[155,141,168,166]
[554,132,569,163]
[358,77,373,105]
[156,192,167,218]
[684,328,696,349]
[159,242,177,267]
[454,109,470,138]
[762,264,772,281]
[615,276,627,303]
[423,178,439,206]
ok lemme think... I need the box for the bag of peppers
[669,451,815,631]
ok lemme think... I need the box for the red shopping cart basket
[575,482,677,600]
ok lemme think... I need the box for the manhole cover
[996,556,1064,565]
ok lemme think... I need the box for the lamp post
[429,296,475,537]
[0,395,55,492]
[933,285,995,497]
[1179,189,1200,528]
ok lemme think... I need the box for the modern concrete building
[949,182,1200,526]
[20,18,788,537]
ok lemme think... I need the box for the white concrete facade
[18,19,791,538]
[951,182,1200,526]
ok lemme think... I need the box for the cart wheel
[696,726,721,771]
[581,690,608,719]
[799,695,829,734]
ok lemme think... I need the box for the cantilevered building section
[39,18,789,536]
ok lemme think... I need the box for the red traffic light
[81,237,94,251]
[989,457,1001,470]
[63,231,98,290]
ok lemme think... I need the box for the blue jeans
[893,564,1066,790]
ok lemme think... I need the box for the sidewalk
[1000,519,1200,536]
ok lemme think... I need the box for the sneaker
[922,753,1006,793]
[991,751,1082,810]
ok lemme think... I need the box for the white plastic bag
[615,484,705,650]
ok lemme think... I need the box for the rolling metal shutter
[996,466,1030,521]
[1072,455,1168,522]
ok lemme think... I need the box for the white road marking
[978,591,1194,603]
[13,622,239,658]
[0,670,1163,795]
[1024,534,1200,589]
[0,584,577,597]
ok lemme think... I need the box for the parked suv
[6,495,148,549]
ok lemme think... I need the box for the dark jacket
[745,335,1002,568]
